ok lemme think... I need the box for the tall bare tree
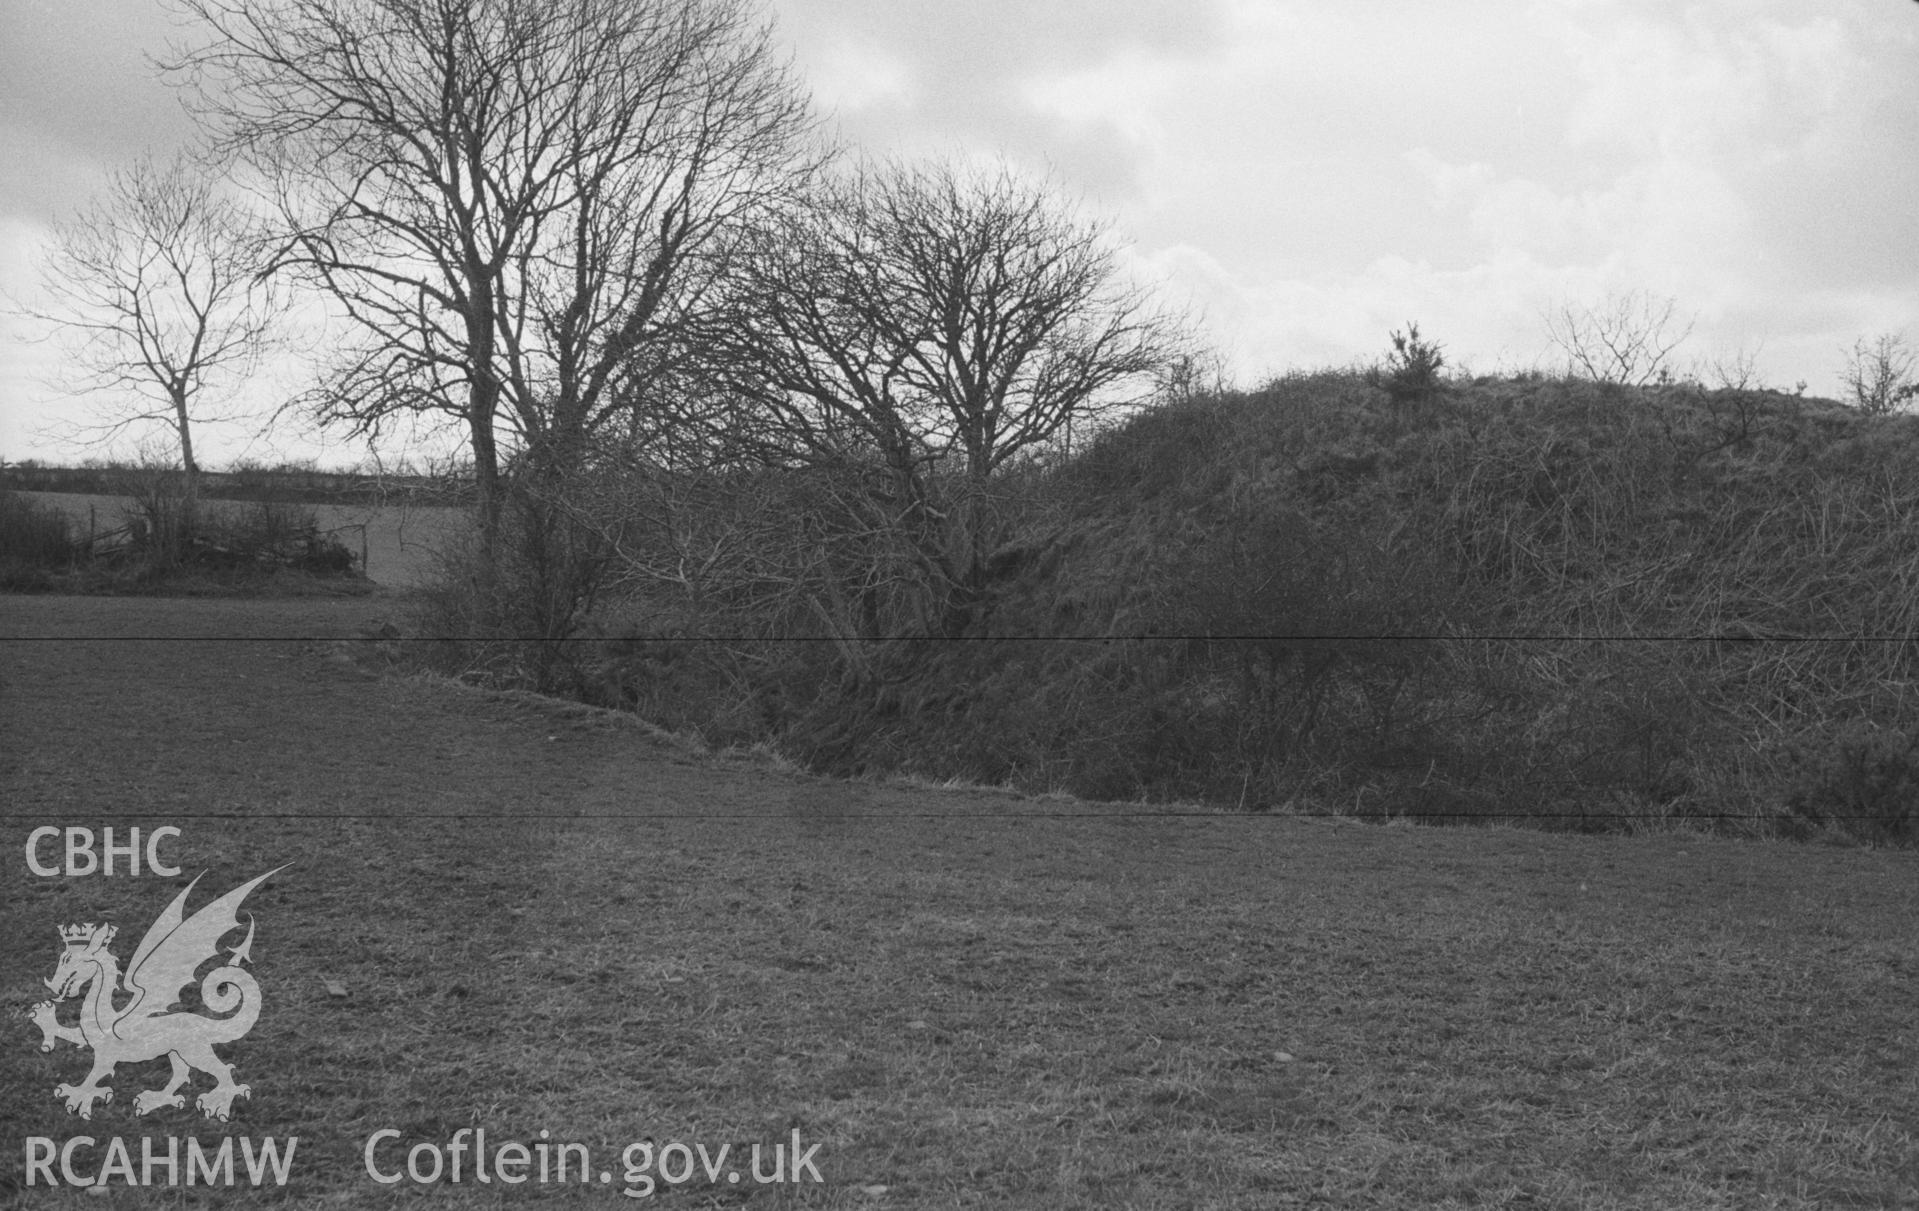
[26,153,280,503]
[709,158,1182,626]
[170,0,817,538]
[725,160,1178,479]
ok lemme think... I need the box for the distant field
[18,490,469,589]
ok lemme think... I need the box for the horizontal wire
[0,809,1876,822]
[4,633,1917,644]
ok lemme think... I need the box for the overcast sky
[3,0,1917,467]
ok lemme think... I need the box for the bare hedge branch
[1840,332,1919,415]
[1545,289,1695,388]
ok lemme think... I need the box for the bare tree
[708,158,1183,626]
[170,0,817,539]
[1695,341,1765,391]
[1840,332,1919,415]
[24,153,280,503]
[1545,289,1695,387]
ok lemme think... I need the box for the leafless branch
[1840,333,1919,415]
[1545,289,1695,388]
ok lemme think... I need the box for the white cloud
[0,215,63,456]
[807,34,917,115]
[1019,51,1185,156]
[1540,4,1855,163]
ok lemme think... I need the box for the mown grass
[2,595,1915,1207]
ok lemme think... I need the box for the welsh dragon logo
[26,867,285,1122]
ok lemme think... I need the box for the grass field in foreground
[1,593,1916,1208]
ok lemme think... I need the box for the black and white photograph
[3,0,1917,1204]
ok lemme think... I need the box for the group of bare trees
[705,160,1175,626]
[23,0,1178,641]
[172,0,822,537]
[571,159,1178,644]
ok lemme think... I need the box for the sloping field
[1,593,1915,1207]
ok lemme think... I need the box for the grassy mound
[790,375,1918,842]
[434,372,1919,844]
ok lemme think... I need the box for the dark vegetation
[414,369,1919,847]
[0,464,366,593]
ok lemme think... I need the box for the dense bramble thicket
[428,372,1919,844]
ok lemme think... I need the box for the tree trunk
[172,388,200,542]
[468,398,502,548]
[465,289,504,548]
